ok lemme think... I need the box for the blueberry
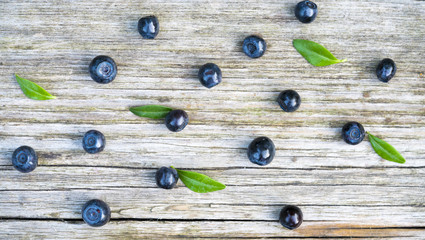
[82,199,111,227]
[342,122,365,145]
[12,146,38,173]
[83,130,106,154]
[138,16,159,39]
[243,36,267,58]
[247,137,275,166]
[165,110,189,132]
[198,63,222,88]
[277,90,301,112]
[376,58,396,83]
[155,167,179,189]
[279,205,303,230]
[89,55,117,84]
[295,1,318,23]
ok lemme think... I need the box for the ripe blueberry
[376,58,396,83]
[247,137,275,166]
[279,205,303,230]
[155,167,179,189]
[243,36,266,58]
[277,90,301,112]
[12,146,38,173]
[198,63,222,88]
[138,16,159,39]
[82,199,111,227]
[89,55,117,84]
[342,122,365,145]
[295,1,318,23]
[83,130,106,154]
[165,110,189,132]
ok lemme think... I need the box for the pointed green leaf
[129,105,172,119]
[15,74,56,100]
[171,166,226,193]
[292,39,347,67]
[367,132,405,164]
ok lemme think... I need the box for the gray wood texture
[1,0,425,239]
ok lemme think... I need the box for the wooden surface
[1,0,425,239]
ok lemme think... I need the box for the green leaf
[171,166,226,193]
[292,39,347,67]
[15,74,56,100]
[129,105,173,119]
[367,132,405,164]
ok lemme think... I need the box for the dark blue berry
[247,137,275,166]
[376,58,396,83]
[198,63,222,88]
[155,167,179,189]
[89,56,117,84]
[279,205,303,230]
[83,130,106,154]
[243,36,266,58]
[82,199,111,227]
[342,122,365,145]
[295,1,318,23]
[138,16,159,39]
[165,110,189,132]
[277,90,301,112]
[12,146,38,173]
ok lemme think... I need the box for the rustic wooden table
[1,0,424,239]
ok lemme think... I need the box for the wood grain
[0,0,424,239]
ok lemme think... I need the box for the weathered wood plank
[0,0,424,239]
[0,167,424,190]
[1,221,425,239]
[0,188,423,222]
[0,124,424,168]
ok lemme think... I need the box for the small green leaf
[292,39,347,67]
[129,105,172,119]
[171,166,226,193]
[367,132,405,164]
[15,74,56,100]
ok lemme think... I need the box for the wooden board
[1,0,424,239]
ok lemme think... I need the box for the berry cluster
[10,0,399,230]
